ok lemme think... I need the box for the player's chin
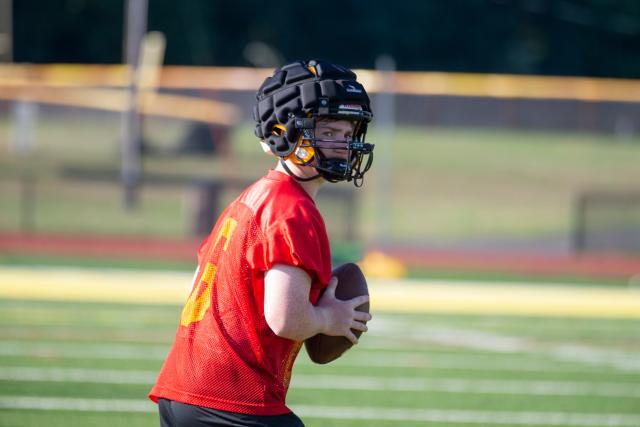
[326,152,349,161]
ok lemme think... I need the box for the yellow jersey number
[180,217,238,326]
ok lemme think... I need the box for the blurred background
[0,1,639,426]
[1,0,639,281]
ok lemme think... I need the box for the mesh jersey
[149,170,332,415]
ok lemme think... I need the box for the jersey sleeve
[248,205,331,284]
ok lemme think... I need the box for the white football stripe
[292,375,640,398]
[0,396,639,426]
[0,367,157,384]
[295,405,640,426]
[0,341,170,360]
[1,339,638,374]
[0,396,155,412]
[365,322,640,373]
[1,367,638,398]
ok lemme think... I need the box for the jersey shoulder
[239,171,322,231]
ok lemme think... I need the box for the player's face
[314,120,355,160]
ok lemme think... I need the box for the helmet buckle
[294,118,315,129]
[318,97,330,116]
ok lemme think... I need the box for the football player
[150,59,375,427]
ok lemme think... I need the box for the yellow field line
[0,267,639,318]
[371,279,640,319]
[1,64,639,102]
[0,267,192,305]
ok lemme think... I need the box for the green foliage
[12,0,640,77]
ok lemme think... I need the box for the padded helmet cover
[253,60,373,157]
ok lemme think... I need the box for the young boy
[149,59,375,427]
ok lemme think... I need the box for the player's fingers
[353,311,372,322]
[349,294,369,308]
[351,321,368,333]
[345,330,358,345]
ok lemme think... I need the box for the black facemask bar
[291,118,374,187]
[312,138,374,186]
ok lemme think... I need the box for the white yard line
[0,341,602,373]
[0,367,157,384]
[368,320,640,373]
[292,375,640,398]
[0,396,639,426]
[0,396,155,412]
[1,367,638,398]
[353,352,631,374]
[550,344,640,372]
[295,405,640,426]
[1,339,638,374]
[0,341,170,360]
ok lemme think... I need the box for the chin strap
[280,159,322,182]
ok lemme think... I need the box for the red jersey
[149,170,332,415]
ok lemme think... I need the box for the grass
[0,287,639,427]
[1,115,640,244]
[361,127,640,242]
[0,253,196,272]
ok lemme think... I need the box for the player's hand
[316,276,372,344]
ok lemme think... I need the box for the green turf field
[1,117,639,244]
[1,272,639,427]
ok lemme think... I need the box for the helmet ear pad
[265,134,291,156]
[266,118,300,157]
[288,142,315,165]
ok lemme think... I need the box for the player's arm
[264,263,370,343]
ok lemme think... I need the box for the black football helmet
[254,59,374,186]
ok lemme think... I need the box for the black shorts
[158,398,305,427]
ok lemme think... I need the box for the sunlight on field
[1,266,639,318]
[0,278,638,427]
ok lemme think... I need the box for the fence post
[188,180,222,237]
[572,193,588,254]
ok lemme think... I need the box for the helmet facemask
[292,117,374,187]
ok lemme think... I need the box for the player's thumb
[325,276,338,298]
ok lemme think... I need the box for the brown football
[304,262,370,364]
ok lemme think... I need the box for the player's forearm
[264,264,331,341]
[265,298,327,341]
